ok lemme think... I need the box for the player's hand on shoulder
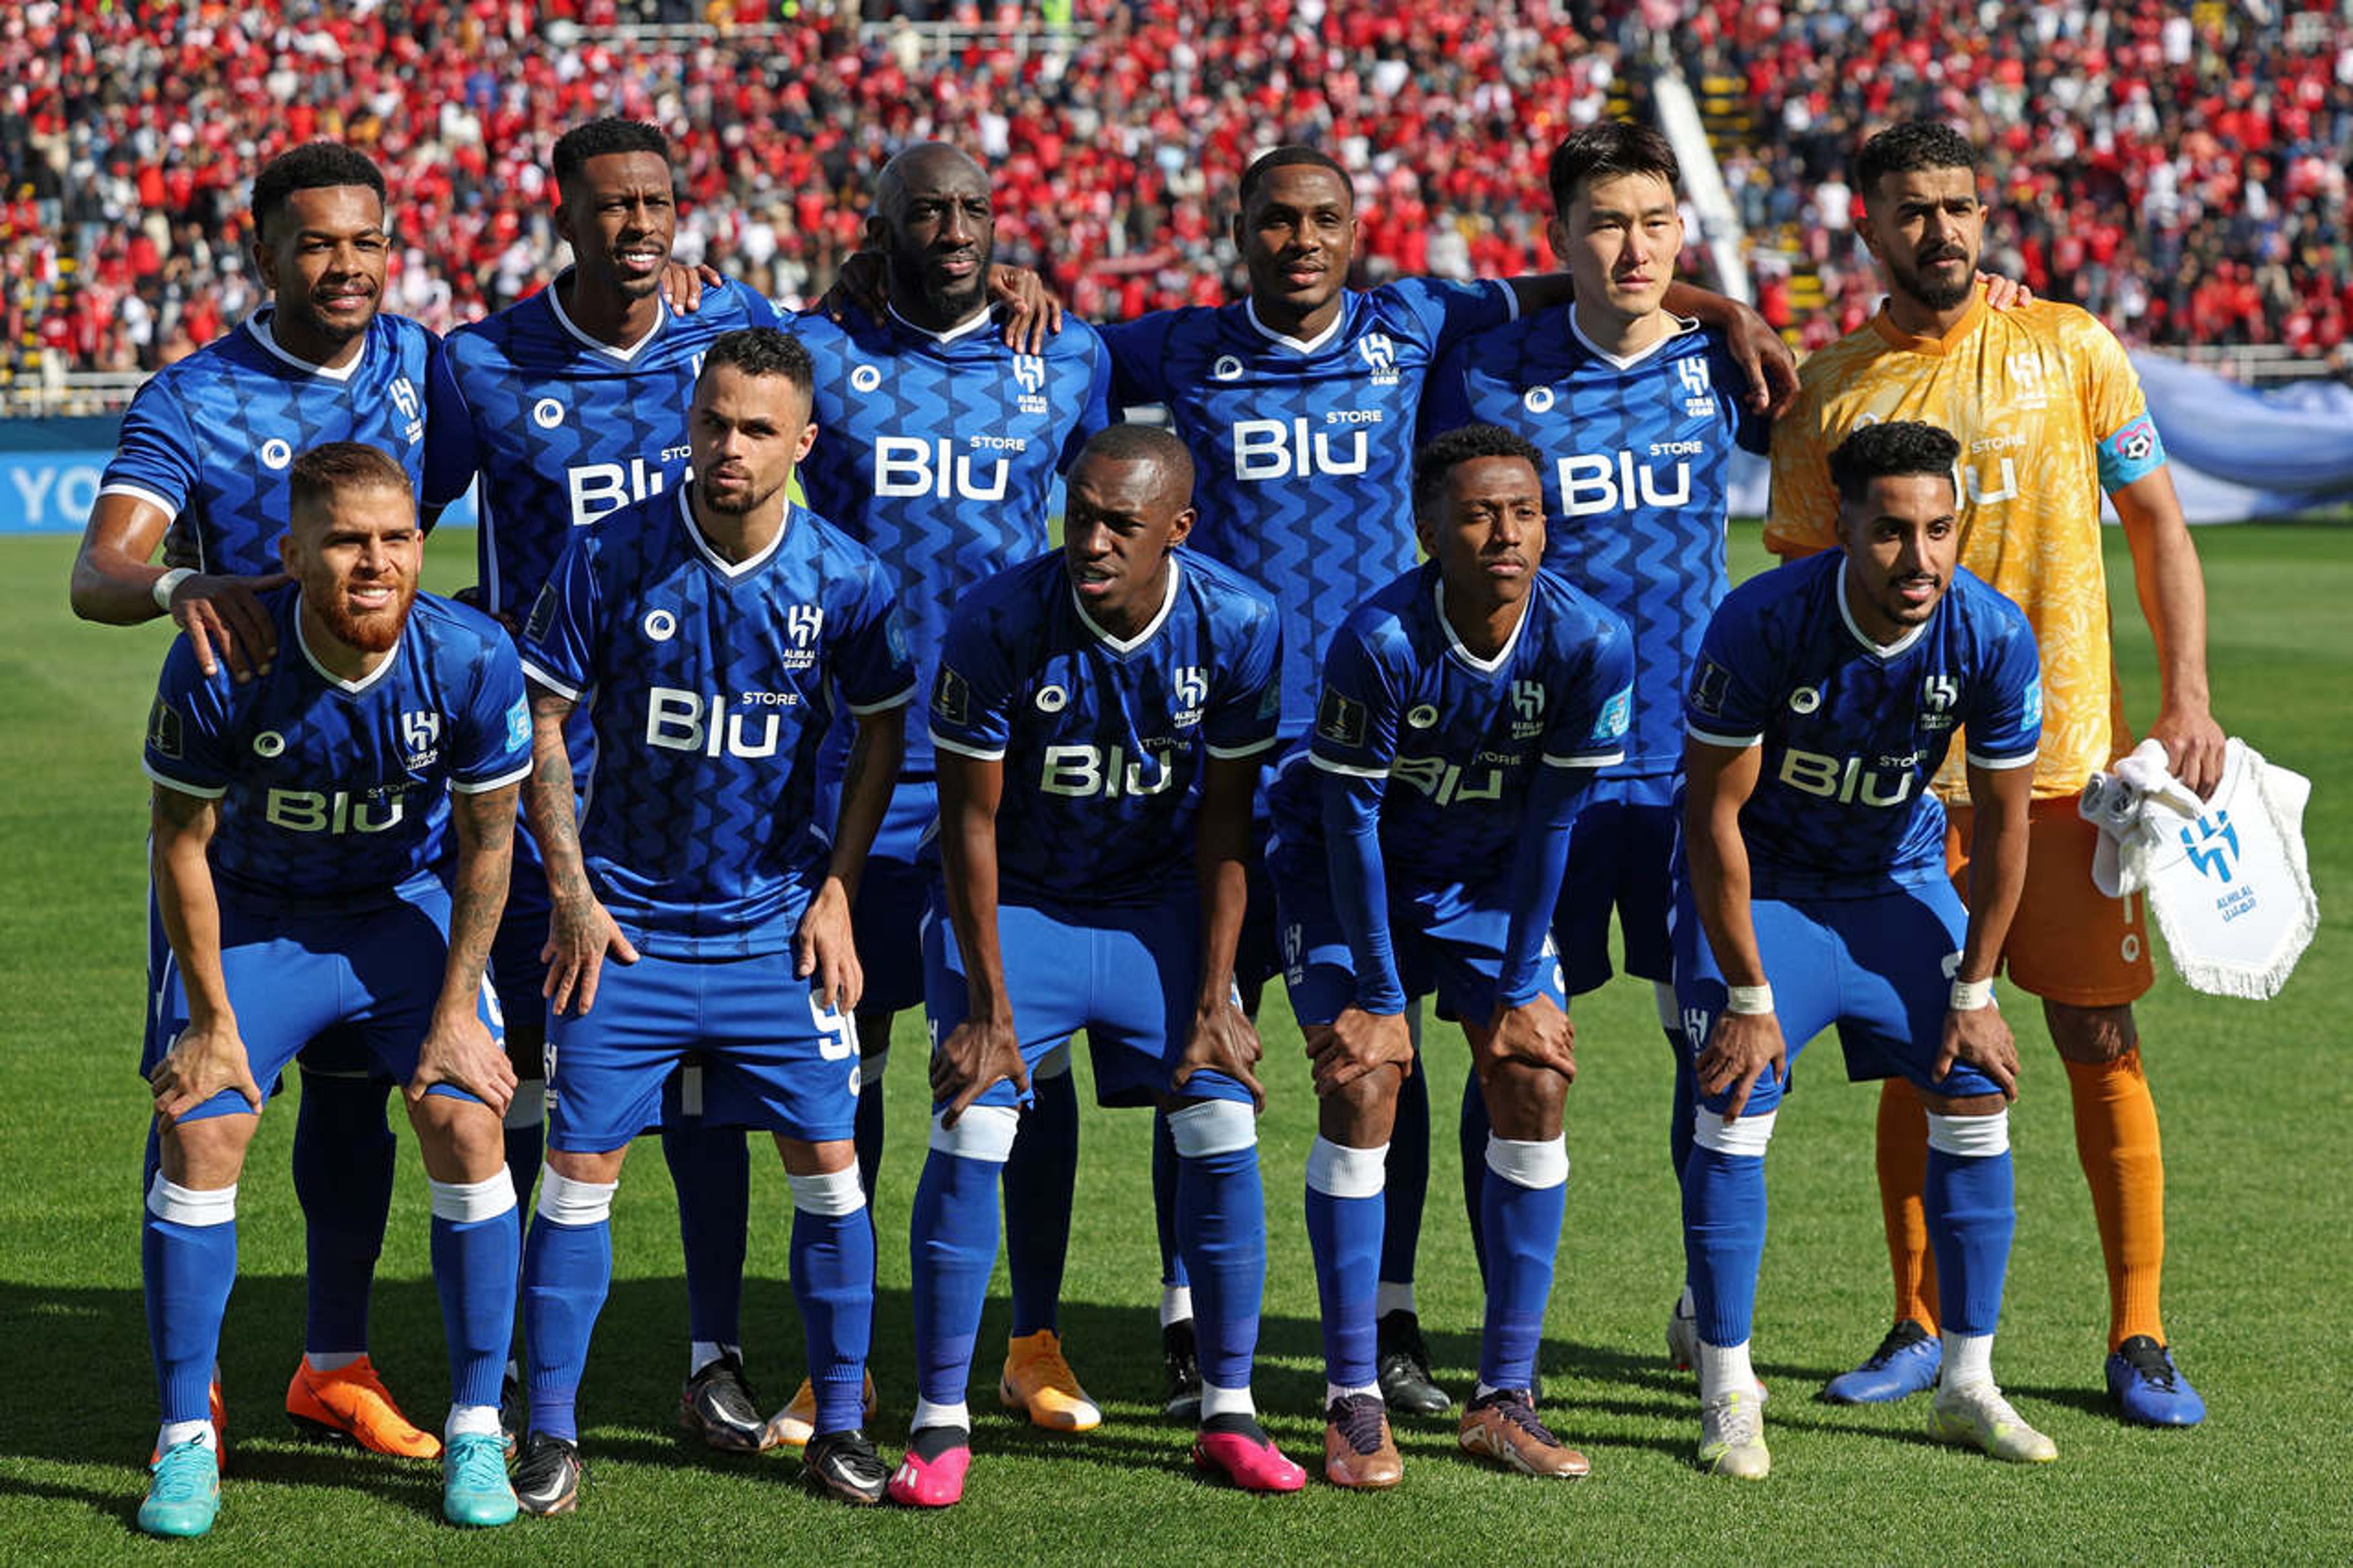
[411,1004,519,1116]
[816,251,888,324]
[659,259,722,314]
[169,571,289,683]
[1178,999,1265,1112]
[1977,271,2035,311]
[1481,994,1577,1083]
[1725,304,1800,420]
[988,265,1063,355]
[540,889,638,1017]
[149,1017,263,1123]
[796,877,863,1013]
[1936,1004,2019,1101]
[931,1012,1026,1127]
[1306,1007,1414,1096]
[1696,1009,1787,1121]
[2148,704,2228,799]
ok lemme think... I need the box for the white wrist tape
[1724,983,1773,1015]
[1949,977,1995,1011]
[153,567,195,612]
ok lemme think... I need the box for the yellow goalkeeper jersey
[1765,294,2167,800]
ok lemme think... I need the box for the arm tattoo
[444,785,517,996]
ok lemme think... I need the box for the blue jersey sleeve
[518,534,600,702]
[1058,334,1118,472]
[1710,338,1772,456]
[1306,619,1404,778]
[142,640,233,798]
[1311,620,1408,1011]
[827,551,918,715]
[1683,597,1774,748]
[1963,605,2043,770]
[1415,341,1476,450]
[927,601,1017,760]
[1097,314,1176,411]
[420,338,480,513]
[1205,599,1283,759]
[99,376,201,522]
[450,632,534,792]
[1383,276,1517,355]
[1550,616,1636,767]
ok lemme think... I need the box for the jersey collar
[1433,572,1531,676]
[676,487,791,580]
[1245,295,1349,356]
[1836,557,1930,659]
[294,597,401,694]
[1868,291,1988,357]
[887,301,996,346]
[548,269,669,364]
[1071,558,1182,656]
[1566,308,1701,371]
[244,309,364,383]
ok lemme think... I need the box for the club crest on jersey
[401,709,442,767]
[783,605,824,670]
[2006,352,2052,411]
[1358,332,1399,385]
[1012,352,1049,414]
[1522,385,1556,415]
[1919,673,1960,729]
[1675,355,1716,418]
[388,376,424,441]
[1317,689,1366,748]
[1510,680,1547,737]
[1172,665,1209,724]
[1211,354,1245,382]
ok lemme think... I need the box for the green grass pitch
[0,525,2344,1564]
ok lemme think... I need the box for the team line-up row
[85,113,2221,1539]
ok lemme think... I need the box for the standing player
[510,329,912,1512]
[1678,421,2050,1477]
[1103,144,1790,1416]
[72,142,449,1461]
[1767,122,2222,1425]
[1419,123,1767,1356]
[430,116,788,1452]
[1271,425,1633,1487]
[137,443,530,1535]
[893,425,1298,1505]
[784,141,1115,1444]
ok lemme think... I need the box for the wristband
[1724,983,1773,1015]
[1950,977,1995,1011]
[153,567,195,613]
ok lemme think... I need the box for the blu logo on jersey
[1230,415,1375,481]
[1558,450,1694,517]
[568,458,670,527]
[875,436,1011,500]
[1392,755,1509,806]
[264,787,407,833]
[1778,748,1918,807]
[645,686,792,760]
[1039,743,1177,800]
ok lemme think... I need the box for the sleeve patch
[1688,657,1732,718]
[1597,685,1632,741]
[506,699,531,752]
[2096,413,2166,490]
[147,698,184,760]
[1316,689,1366,749]
[932,664,970,725]
[524,583,559,643]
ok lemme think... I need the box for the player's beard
[319,577,415,653]
[1898,244,1976,312]
[697,474,784,517]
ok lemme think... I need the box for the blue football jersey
[520,490,916,957]
[1101,280,1515,738]
[1422,311,1768,775]
[141,587,531,909]
[1683,550,2042,898]
[429,274,784,622]
[1271,562,1634,890]
[793,305,1114,775]
[928,550,1281,906]
[99,309,445,575]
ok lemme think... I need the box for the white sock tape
[1166,1097,1256,1158]
[1484,1134,1569,1189]
[928,1102,1019,1162]
[1925,1108,2010,1158]
[789,1165,866,1217]
[537,1168,616,1227]
[430,1169,518,1224]
[1305,1136,1387,1199]
[148,1174,236,1227]
[1693,1108,1778,1157]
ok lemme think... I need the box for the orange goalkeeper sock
[1874,1077,1940,1333]
[2064,1050,2167,1350]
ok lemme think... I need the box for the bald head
[1071,423,1196,505]
[870,143,994,328]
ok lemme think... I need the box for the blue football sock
[662,1122,749,1349]
[1381,1060,1429,1297]
[1458,1072,1492,1284]
[1004,1069,1077,1338]
[143,1189,237,1426]
[1682,1146,1768,1349]
[908,1146,1002,1409]
[521,1215,610,1443]
[1478,1153,1566,1390]
[1304,1148,1383,1390]
[1176,1143,1266,1390]
[789,1170,874,1436]
[1924,1147,2015,1336]
[292,1067,395,1356]
[1151,1111,1191,1293]
[431,1200,521,1411]
[1665,1029,1698,1184]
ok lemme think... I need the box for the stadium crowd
[9,0,2346,385]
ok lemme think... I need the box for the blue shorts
[150,883,496,1124]
[141,884,392,1085]
[849,776,937,1021]
[1553,772,1677,994]
[922,888,1252,1111]
[1273,848,1567,1029]
[545,947,861,1151]
[1670,876,2005,1118]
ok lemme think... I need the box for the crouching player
[1271,425,1634,1487]
[892,425,1302,1506]
[511,328,913,1512]
[1676,421,2049,1479]
[137,442,531,1536]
